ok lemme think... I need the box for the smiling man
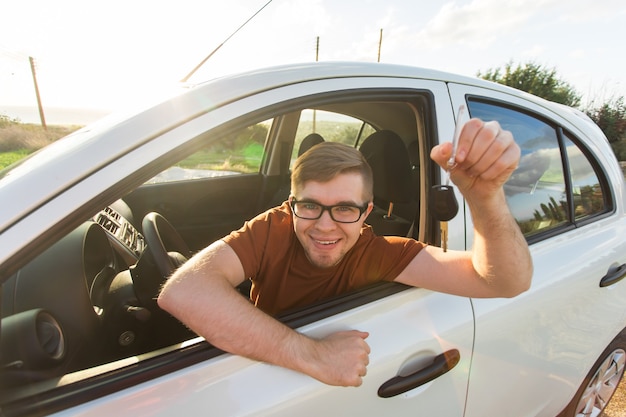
[221,143,425,316]
[158,119,532,387]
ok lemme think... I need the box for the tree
[585,96,626,160]
[478,61,581,107]
[584,96,626,143]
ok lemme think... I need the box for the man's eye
[336,206,356,213]
[302,203,319,210]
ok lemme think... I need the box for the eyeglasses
[290,198,368,223]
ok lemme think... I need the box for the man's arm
[157,240,370,386]
[395,119,532,297]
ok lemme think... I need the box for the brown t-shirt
[222,202,425,315]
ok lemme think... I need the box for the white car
[1,62,625,417]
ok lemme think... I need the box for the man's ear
[365,201,374,217]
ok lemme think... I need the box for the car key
[430,104,467,251]
[446,104,467,185]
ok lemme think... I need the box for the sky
[1,0,626,124]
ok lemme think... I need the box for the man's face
[291,172,373,269]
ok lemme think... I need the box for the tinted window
[292,109,375,166]
[564,133,608,221]
[468,100,608,238]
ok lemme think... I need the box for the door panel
[51,290,473,417]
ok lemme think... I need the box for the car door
[447,84,626,416]
[45,289,472,417]
[1,76,476,416]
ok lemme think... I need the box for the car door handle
[377,349,460,398]
[600,263,626,287]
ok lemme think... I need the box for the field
[0,117,80,170]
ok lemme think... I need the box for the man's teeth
[316,240,338,245]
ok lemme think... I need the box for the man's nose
[315,208,337,228]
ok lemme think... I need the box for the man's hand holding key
[429,115,520,253]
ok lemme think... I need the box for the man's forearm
[157,241,370,386]
[468,191,532,297]
[158,247,308,373]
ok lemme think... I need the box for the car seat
[298,133,325,156]
[359,130,415,236]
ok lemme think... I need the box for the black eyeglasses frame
[290,198,369,224]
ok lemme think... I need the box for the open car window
[292,109,376,156]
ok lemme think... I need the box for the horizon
[0,105,111,126]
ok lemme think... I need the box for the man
[158,118,532,388]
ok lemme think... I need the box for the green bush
[610,141,626,161]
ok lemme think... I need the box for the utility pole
[313,36,319,133]
[315,36,319,62]
[29,56,47,130]
[377,29,383,62]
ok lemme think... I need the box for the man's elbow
[500,267,533,298]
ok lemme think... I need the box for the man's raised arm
[396,119,532,298]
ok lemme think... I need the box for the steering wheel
[141,212,191,278]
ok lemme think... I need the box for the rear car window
[468,99,609,239]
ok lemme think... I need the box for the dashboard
[0,200,181,385]
[93,205,145,264]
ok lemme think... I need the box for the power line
[180,0,274,82]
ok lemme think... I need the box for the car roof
[0,61,603,236]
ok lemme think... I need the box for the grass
[0,149,30,170]
[175,142,264,174]
[0,117,265,174]
[0,116,81,170]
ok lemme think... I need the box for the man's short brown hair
[291,142,373,202]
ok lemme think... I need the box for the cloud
[553,0,626,23]
[521,45,547,59]
[414,0,550,49]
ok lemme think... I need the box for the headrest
[298,133,325,156]
[359,130,413,204]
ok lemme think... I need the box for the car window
[145,120,271,184]
[564,133,608,221]
[292,109,375,165]
[468,99,609,239]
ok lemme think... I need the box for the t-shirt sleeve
[380,236,426,282]
[221,206,292,280]
[222,219,266,280]
[355,233,426,284]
